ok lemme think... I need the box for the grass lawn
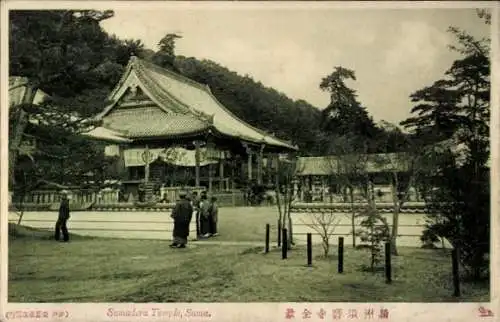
[8,225,489,302]
[214,207,279,242]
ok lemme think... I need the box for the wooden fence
[13,189,120,204]
[10,188,247,211]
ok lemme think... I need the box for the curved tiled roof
[99,57,297,151]
[83,127,132,143]
[103,106,210,139]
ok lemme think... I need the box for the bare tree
[274,153,302,250]
[323,135,370,248]
[373,122,425,255]
[302,210,342,258]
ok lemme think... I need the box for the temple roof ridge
[132,58,214,123]
[97,55,297,150]
[201,82,296,148]
[136,56,209,91]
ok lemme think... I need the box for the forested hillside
[135,33,411,155]
[173,56,324,155]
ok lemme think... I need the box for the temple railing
[290,202,429,214]
[11,189,120,205]
[9,187,246,211]
[159,186,206,203]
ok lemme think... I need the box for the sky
[100,5,491,126]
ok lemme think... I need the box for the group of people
[170,190,219,248]
[54,189,218,248]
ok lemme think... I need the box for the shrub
[356,207,390,272]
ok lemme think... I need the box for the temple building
[85,56,298,200]
[296,153,422,203]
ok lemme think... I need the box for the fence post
[265,224,270,254]
[282,228,288,259]
[277,219,282,247]
[452,248,461,297]
[338,237,344,273]
[385,242,392,284]
[307,233,312,266]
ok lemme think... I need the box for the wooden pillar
[246,146,253,181]
[144,145,150,183]
[208,163,213,193]
[231,158,236,191]
[207,139,215,193]
[321,177,326,201]
[172,165,177,187]
[194,140,201,187]
[274,153,280,190]
[118,145,126,180]
[267,154,273,185]
[300,177,304,201]
[257,144,265,185]
[241,156,246,182]
[248,154,253,181]
[219,154,225,191]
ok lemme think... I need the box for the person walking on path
[199,194,211,238]
[209,196,219,237]
[55,190,71,242]
[170,192,193,248]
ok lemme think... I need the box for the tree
[174,56,324,155]
[374,122,425,256]
[320,66,357,107]
[9,10,122,189]
[323,134,370,248]
[302,210,342,258]
[153,33,182,72]
[319,67,380,151]
[356,206,390,272]
[401,13,490,280]
[354,173,390,272]
[109,36,147,65]
[476,9,491,25]
[274,154,302,250]
[9,10,152,223]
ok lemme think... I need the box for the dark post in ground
[338,237,344,273]
[282,228,288,259]
[277,220,282,247]
[265,224,270,253]
[385,242,392,284]
[307,233,312,266]
[452,248,461,297]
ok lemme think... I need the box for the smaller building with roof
[296,153,422,203]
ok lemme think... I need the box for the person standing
[199,194,211,238]
[55,190,70,242]
[170,192,193,248]
[191,191,201,237]
[209,196,219,237]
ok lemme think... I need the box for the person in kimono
[170,192,193,248]
[191,191,201,237]
[199,194,211,238]
[209,196,219,237]
[55,190,70,242]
